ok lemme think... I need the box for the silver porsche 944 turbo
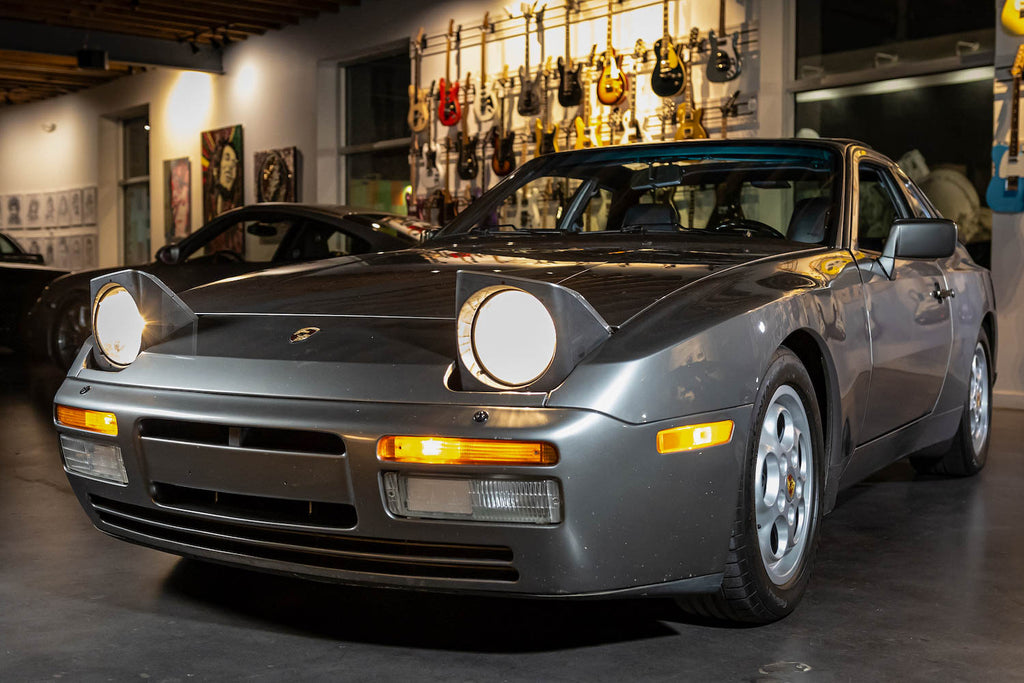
[53,139,996,623]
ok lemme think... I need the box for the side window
[187,219,287,262]
[280,222,371,261]
[0,234,15,255]
[897,172,939,219]
[857,165,908,252]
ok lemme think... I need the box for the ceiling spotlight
[143,123,150,131]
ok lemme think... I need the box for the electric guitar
[574,48,601,149]
[457,71,480,180]
[1002,0,1024,35]
[430,138,458,223]
[620,70,652,145]
[407,28,429,133]
[707,0,741,83]
[421,81,441,186]
[556,0,583,108]
[988,45,1024,213]
[491,70,516,176]
[720,90,740,139]
[675,40,707,140]
[596,0,628,106]
[474,13,496,124]
[517,3,543,117]
[438,21,462,126]
[536,57,559,156]
[651,0,687,97]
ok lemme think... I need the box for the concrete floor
[2,352,1023,682]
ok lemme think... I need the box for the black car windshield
[434,142,841,245]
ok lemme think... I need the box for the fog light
[60,435,127,484]
[383,473,561,524]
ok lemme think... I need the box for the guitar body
[430,188,457,223]
[706,30,741,83]
[987,145,1024,213]
[537,121,559,156]
[491,128,516,176]
[1002,0,1024,35]
[556,58,583,107]
[674,102,707,140]
[651,38,687,97]
[475,84,496,124]
[517,66,543,116]
[456,133,480,180]
[438,78,462,126]
[596,52,628,106]
[407,85,429,132]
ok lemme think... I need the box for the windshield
[435,143,841,245]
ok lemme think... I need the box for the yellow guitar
[1003,0,1024,35]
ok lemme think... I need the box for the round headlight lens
[93,285,145,366]
[471,289,556,387]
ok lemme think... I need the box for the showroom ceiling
[0,0,357,106]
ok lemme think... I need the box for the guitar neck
[606,0,613,51]
[524,17,531,72]
[719,0,726,35]
[445,39,451,82]
[663,0,670,39]
[1012,74,1021,159]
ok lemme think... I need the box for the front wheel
[52,293,91,369]
[678,348,824,623]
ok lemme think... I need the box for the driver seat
[622,203,678,231]
[787,197,831,243]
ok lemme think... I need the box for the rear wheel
[52,292,91,369]
[678,348,824,623]
[910,329,992,477]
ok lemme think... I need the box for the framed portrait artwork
[163,158,191,241]
[81,186,97,225]
[255,147,299,202]
[201,125,243,223]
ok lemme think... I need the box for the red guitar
[438,20,462,127]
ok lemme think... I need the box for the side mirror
[156,244,181,265]
[878,218,957,277]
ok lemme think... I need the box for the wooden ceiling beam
[4,0,286,33]
[0,8,263,39]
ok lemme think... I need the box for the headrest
[622,203,678,231]
[787,197,831,243]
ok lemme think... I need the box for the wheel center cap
[786,474,796,500]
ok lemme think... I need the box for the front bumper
[54,373,751,598]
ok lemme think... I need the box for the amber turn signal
[657,420,733,454]
[378,436,558,465]
[55,405,118,436]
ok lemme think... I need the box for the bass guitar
[438,21,462,126]
[596,0,628,106]
[491,68,517,176]
[457,71,480,180]
[707,0,741,83]
[421,81,441,186]
[517,3,543,117]
[651,0,687,97]
[536,58,559,156]
[430,138,458,223]
[988,45,1024,213]
[474,13,496,124]
[620,69,652,145]
[407,28,429,132]
[556,1,583,108]
[675,37,707,140]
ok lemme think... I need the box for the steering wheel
[213,249,243,262]
[710,219,784,239]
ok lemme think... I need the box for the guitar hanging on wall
[518,3,543,117]
[987,45,1024,213]
[474,13,496,124]
[707,0,741,83]
[491,68,517,176]
[457,71,480,180]
[438,21,461,126]
[651,0,687,97]
[1001,0,1024,35]
[536,57,559,155]
[407,28,429,133]
[596,0,628,107]
[719,90,740,139]
[556,1,583,108]
[675,37,707,141]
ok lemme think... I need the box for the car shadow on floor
[160,558,732,652]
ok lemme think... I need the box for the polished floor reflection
[2,352,1022,680]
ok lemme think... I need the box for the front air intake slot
[139,418,344,455]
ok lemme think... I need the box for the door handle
[932,285,956,302]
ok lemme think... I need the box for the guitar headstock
[720,90,740,116]
[521,2,536,21]
[536,5,546,32]
[413,28,425,55]
[500,64,510,85]
[567,0,580,14]
[544,56,553,76]
[634,38,648,61]
[446,19,454,49]
[1013,44,1024,78]
[688,27,701,49]
[482,11,491,33]
[455,24,462,49]
[588,44,598,66]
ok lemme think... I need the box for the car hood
[180,236,808,327]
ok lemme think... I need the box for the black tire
[677,347,825,624]
[910,329,992,477]
[52,292,91,369]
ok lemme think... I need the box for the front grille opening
[89,495,518,582]
[140,419,344,455]
[153,482,357,529]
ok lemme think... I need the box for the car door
[852,157,954,443]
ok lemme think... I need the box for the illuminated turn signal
[657,420,733,454]
[378,436,557,465]
[56,405,118,436]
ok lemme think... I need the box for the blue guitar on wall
[988,45,1024,213]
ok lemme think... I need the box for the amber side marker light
[378,436,558,465]
[657,420,733,454]
[56,405,118,436]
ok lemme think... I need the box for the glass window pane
[346,53,410,146]
[346,148,410,213]
[123,116,149,179]
[123,183,150,265]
